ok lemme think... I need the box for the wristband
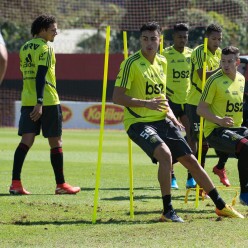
[37,98,43,104]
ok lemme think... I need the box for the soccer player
[197,46,248,206]
[113,21,244,222]
[186,24,231,187]
[0,30,8,84]
[162,23,196,189]
[9,14,80,195]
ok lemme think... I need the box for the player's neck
[141,50,156,64]
[34,35,48,42]
[225,72,236,81]
[173,45,184,53]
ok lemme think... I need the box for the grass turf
[0,128,248,247]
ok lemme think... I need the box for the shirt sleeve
[192,48,203,71]
[115,59,134,90]
[36,44,53,68]
[200,77,216,104]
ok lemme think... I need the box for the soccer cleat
[212,165,231,187]
[216,204,244,218]
[159,209,184,223]
[171,178,179,189]
[186,178,197,188]
[240,193,248,206]
[55,183,81,194]
[9,180,31,195]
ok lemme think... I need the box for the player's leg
[43,105,80,195]
[207,127,248,206]
[10,107,39,195]
[180,107,196,188]
[127,121,183,222]
[213,150,230,186]
[168,101,179,189]
[164,121,243,218]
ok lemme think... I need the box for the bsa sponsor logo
[83,104,124,125]
[61,105,73,122]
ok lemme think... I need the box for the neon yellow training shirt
[162,46,192,104]
[115,50,167,131]
[19,38,60,106]
[200,70,245,137]
[187,44,221,106]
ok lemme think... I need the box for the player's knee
[236,138,248,155]
[154,143,172,163]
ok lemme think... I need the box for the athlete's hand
[144,97,168,112]
[30,104,42,122]
[218,117,234,127]
[170,118,185,131]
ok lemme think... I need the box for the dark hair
[173,23,189,33]
[222,46,240,58]
[140,21,161,35]
[205,24,222,36]
[31,14,56,37]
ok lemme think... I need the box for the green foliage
[0,21,31,52]
[0,0,247,53]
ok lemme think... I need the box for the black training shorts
[168,100,186,119]
[18,104,62,138]
[207,127,248,156]
[127,119,192,164]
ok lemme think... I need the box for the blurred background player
[197,46,248,206]
[10,14,80,195]
[0,29,8,84]
[162,23,196,189]
[186,24,231,189]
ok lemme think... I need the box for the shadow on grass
[0,194,59,196]
[100,193,198,202]
[9,208,215,226]
[82,187,160,191]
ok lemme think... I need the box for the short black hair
[222,46,240,58]
[31,14,56,37]
[173,23,189,33]
[205,24,222,36]
[140,21,161,35]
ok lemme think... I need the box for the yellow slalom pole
[92,26,111,224]
[195,37,208,208]
[123,31,134,219]
[160,34,164,54]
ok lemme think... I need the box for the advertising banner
[14,101,124,130]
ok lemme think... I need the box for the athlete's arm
[36,65,48,104]
[197,67,221,80]
[30,65,48,122]
[166,105,185,130]
[197,101,234,127]
[0,43,8,84]
[113,86,168,112]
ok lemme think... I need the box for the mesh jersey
[187,44,221,106]
[19,38,59,106]
[200,70,245,137]
[162,46,192,104]
[115,50,167,131]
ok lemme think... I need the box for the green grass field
[0,128,248,247]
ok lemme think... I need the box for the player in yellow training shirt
[113,22,244,222]
[163,23,196,189]
[10,14,80,195]
[186,24,231,188]
[197,46,248,206]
